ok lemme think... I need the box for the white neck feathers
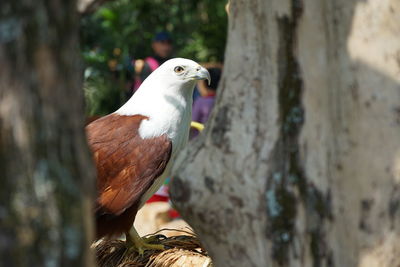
[115,75,195,149]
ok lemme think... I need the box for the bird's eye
[174,66,185,73]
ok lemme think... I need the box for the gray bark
[0,0,95,266]
[171,0,400,266]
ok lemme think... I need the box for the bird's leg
[125,227,164,255]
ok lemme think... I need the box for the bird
[86,58,210,253]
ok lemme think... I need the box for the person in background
[133,31,173,92]
[191,67,222,136]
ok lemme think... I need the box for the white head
[138,58,210,96]
[118,58,210,113]
[116,58,210,141]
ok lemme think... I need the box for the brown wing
[86,114,172,217]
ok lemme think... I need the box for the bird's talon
[137,247,145,256]
[125,230,165,256]
[143,234,167,243]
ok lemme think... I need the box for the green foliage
[80,0,228,115]
[83,71,125,116]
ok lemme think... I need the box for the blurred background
[81,0,227,117]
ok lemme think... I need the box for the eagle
[86,58,210,253]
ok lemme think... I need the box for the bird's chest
[169,109,191,154]
[136,105,191,207]
[138,101,191,153]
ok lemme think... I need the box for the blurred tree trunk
[0,0,95,266]
[171,0,400,266]
[78,0,111,14]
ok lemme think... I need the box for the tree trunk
[0,0,95,266]
[171,0,400,266]
[77,0,112,14]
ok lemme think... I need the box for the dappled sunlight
[358,232,400,267]
[347,0,400,82]
[394,151,400,183]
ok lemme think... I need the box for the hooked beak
[189,66,211,85]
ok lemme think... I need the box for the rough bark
[171,0,400,266]
[0,0,95,266]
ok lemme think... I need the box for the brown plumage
[86,114,172,239]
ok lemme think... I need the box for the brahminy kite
[86,58,210,253]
